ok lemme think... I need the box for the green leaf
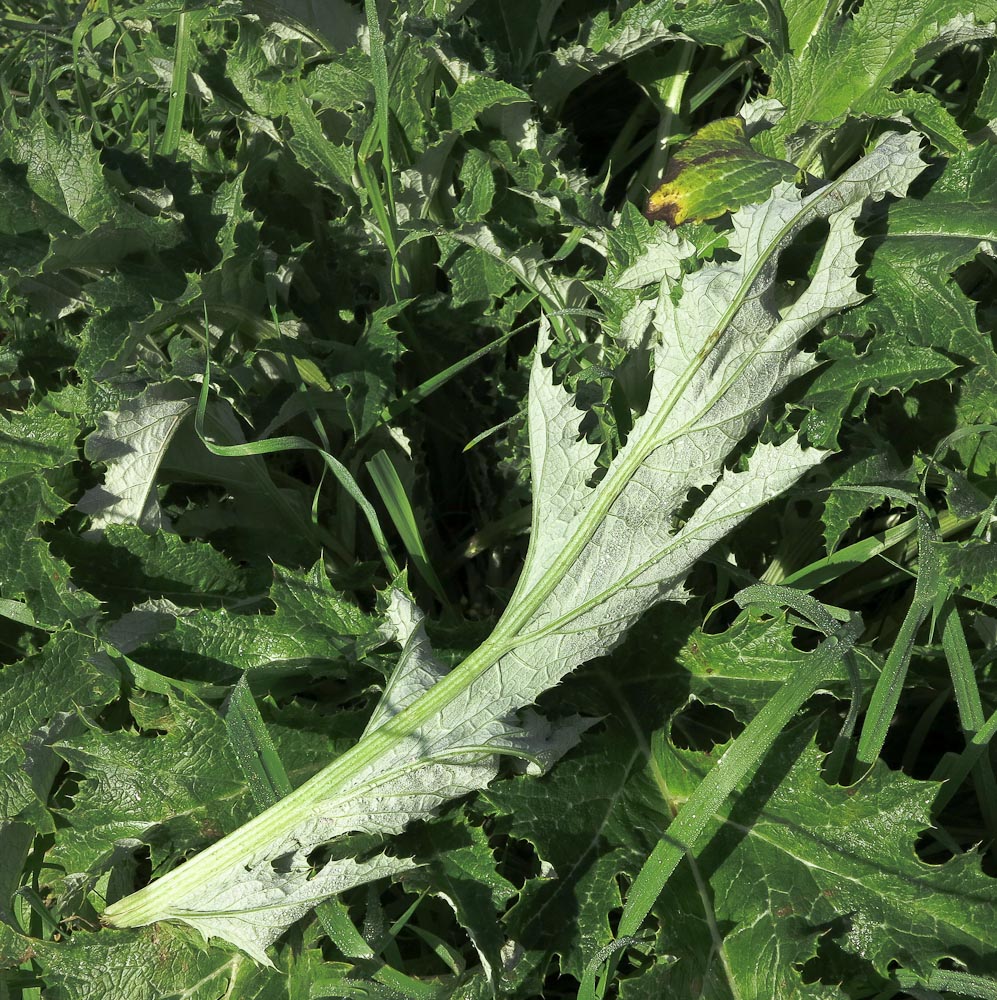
[0,161,72,236]
[51,691,252,876]
[0,114,116,231]
[454,148,497,223]
[266,0,363,50]
[135,561,378,684]
[448,78,530,134]
[820,429,918,551]
[0,404,78,482]
[33,922,299,1000]
[764,0,997,158]
[0,631,118,827]
[648,730,997,992]
[0,114,182,277]
[62,524,261,614]
[404,811,517,986]
[223,674,293,809]
[644,117,797,226]
[850,143,997,371]
[286,82,356,191]
[367,450,449,606]
[480,718,669,983]
[437,234,520,309]
[933,537,997,605]
[333,302,407,438]
[0,476,101,627]
[677,607,874,718]
[952,369,997,475]
[800,337,957,449]
[535,1,757,110]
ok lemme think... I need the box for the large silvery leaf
[102,132,927,960]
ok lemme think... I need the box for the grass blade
[222,674,292,809]
[366,450,451,609]
[159,10,191,157]
[856,508,940,768]
[195,333,400,578]
[939,598,997,837]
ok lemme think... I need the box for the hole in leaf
[270,851,296,875]
[133,845,152,892]
[541,967,582,1000]
[790,624,821,651]
[306,843,332,872]
[490,833,541,890]
[669,700,743,750]
[775,217,830,296]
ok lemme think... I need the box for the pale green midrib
[504,477,787,653]
[504,262,845,642]
[889,226,997,240]
[103,175,847,929]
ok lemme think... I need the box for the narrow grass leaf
[856,506,941,767]
[366,450,450,608]
[194,349,400,578]
[581,623,860,1000]
[159,10,191,157]
[222,674,292,810]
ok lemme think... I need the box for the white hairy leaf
[102,131,926,961]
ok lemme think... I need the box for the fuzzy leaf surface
[101,133,927,961]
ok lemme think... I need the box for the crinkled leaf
[0,409,85,633]
[796,144,997,459]
[51,694,251,876]
[0,476,101,627]
[536,1,758,110]
[933,537,997,605]
[844,142,997,370]
[449,78,530,133]
[78,381,197,533]
[61,524,261,615]
[33,922,303,1000]
[0,631,118,827]
[952,368,997,476]
[820,429,918,550]
[479,717,670,984]
[0,405,77,481]
[0,114,117,231]
[134,562,377,683]
[648,729,997,993]
[800,337,957,449]
[763,0,997,155]
[286,83,355,191]
[397,811,518,986]
[677,607,876,717]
